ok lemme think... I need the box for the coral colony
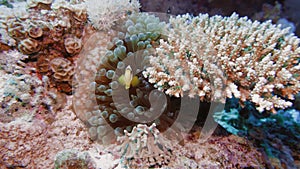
[0,0,299,168]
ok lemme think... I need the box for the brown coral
[0,43,11,51]
[28,26,43,38]
[49,57,74,94]
[18,38,41,55]
[64,35,82,55]
[36,49,64,74]
[27,0,53,10]
[7,20,26,40]
[50,57,74,82]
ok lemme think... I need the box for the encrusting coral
[182,134,266,168]
[0,97,93,168]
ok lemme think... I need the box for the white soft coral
[85,0,140,30]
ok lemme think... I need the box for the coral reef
[0,119,47,168]
[50,57,75,94]
[0,0,299,168]
[116,123,265,168]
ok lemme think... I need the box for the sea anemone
[73,12,192,144]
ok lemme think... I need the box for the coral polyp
[18,38,41,55]
[28,26,43,39]
[64,35,82,55]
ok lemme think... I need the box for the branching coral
[0,1,299,168]
[143,13,300,112]
[75,4,299,152]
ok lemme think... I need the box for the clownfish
[118,65,140,89]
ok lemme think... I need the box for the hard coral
[27,0,53,9]
[36,49,63,74]
[0,50,67,123]
[28,25,43,39]
[214,99,300,168]
[0,98,92,168]
[144,13,300,113]
[50,57,74,82]
[7,20,26,40]
[64,35,82,55]
[183,134,266,168]
[0,120,47,168]
[18,38,41,55]
[50,57,74,93]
